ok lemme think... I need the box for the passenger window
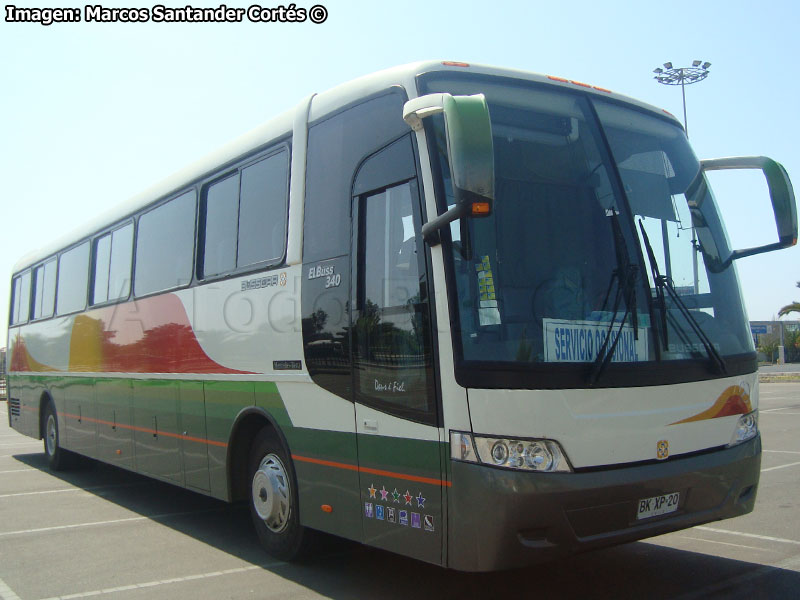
[203,174,239,278]
[93,223,133,304]
[238,152,288,267]
[32,259,57,319]
[10,272,32,325]
[201,149,288,278]
[135,191,196,297]
[56,242,90,315]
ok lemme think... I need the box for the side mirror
[700,156,797,270]
[403,93,495,244]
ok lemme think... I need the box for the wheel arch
[227,406,291,502]
[38,390,55,440]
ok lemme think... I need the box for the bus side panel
[180,380,210,491]
[95,378,134,469]
[205,380,255,499]
[276,383,362,541]
[12,374,35,438]
[254,381,363,539]
[64,376,97,458]
[132,380,181,482]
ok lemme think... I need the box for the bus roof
[13,60,678,274]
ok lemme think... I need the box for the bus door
[351,141,444,565]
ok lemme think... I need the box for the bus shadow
[10,451,800,600]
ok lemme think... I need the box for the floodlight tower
[653,60,711,136]
[652,60,711,295]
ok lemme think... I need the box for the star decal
[368,484,377,498]
[379,486,389,501]
[416,492,426,509]
[403,490,413,505]
[392,488,401,503]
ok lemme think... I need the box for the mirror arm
[421,204,467,245]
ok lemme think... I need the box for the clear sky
[2,0,799,346]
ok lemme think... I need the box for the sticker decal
[365,502,373,518]
[411,513,421,529]
[416,492,426,509]
[392,488,401,503]
[387,507,396,524]
[476,255,502,326]
[424,515,434,532]
[403,490,413,505]
[375,505,385,520]
[368,484,377,498]
[670,383,752,425]
[379,486,389,501]
[399,510,409,526]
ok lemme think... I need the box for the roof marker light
[442,61,470,67]
[548,75,612,93]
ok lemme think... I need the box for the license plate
[636,492,680,520]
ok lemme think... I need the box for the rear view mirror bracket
[403,93,495,245]
[700,156,797,270]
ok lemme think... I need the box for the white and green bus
[7,61,797,571]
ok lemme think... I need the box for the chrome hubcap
[46,415,57,456]
[251,454,290,533]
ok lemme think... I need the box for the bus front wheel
[43,403,70,471]
[248,427,311,561]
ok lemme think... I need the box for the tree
[778,281,800,317]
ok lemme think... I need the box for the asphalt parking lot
[1,383,799,600]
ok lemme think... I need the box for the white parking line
[695,526,800,546]
[0,575,22,600]
[0,508,224,538]
[0,481,149,499]
[0,441,41,447]
[0,469,35,474]
[676,535,779,553]
[37,564,274,600]
[760,411,800,415]
[761,460,800,473]
[763,449,800,455]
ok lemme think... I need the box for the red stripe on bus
[61,412,227,448]
[292,454,452,487]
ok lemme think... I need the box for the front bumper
[448,436,760,571]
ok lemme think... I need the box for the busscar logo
[656,440,669,460]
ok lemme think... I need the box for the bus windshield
[421,74,753,386]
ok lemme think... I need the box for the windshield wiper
[637,219,727,375]
[588,211,639,386]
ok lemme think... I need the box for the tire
[248,427,311,561]
[42,402,71,471]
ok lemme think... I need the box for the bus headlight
[450,432,571,473]
[729,411,758,446]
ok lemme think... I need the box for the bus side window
[200,148,288,279]
[32,259,56,319]
[135,190,196,297]
[10,271,32,325]
[92,223,133,305]
[56,242,90,315]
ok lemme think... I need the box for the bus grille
[8,398,20,417]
